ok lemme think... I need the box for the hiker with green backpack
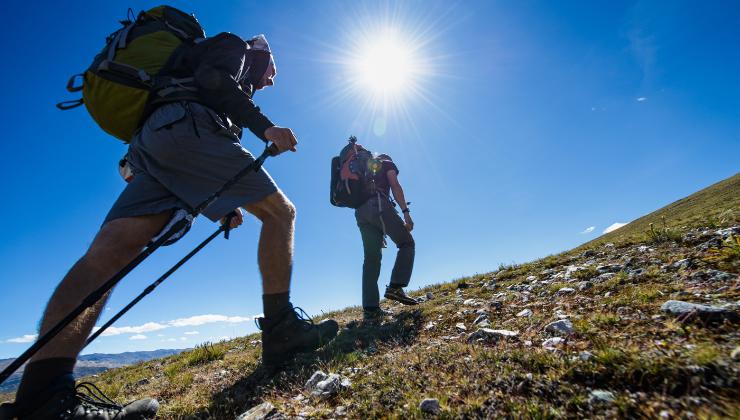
[0,6,338,419]
[331,137,418,324]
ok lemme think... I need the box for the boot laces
[254,306,316,331]
[71,382,122,413]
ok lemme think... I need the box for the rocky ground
[12,224,733,419]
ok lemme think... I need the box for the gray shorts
[104,102,277,224]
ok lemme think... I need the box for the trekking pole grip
[267,143,279,157]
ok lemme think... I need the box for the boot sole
[384,293,419,305]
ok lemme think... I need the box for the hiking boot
[384,286,419,305]
[1,374,158,419]
[362,308,392,325]
[257,305,339,366]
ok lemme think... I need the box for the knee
[398,238,415,250]
[249,191,296,225]
[86,224,149,267]
[364,250,382,265]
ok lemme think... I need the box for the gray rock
[579,351,594,361]
[660,300,738,322]
[473,314,489,325]
[306,373,351,399]
[467,328,519,344]
[477,319,491,328]
[455,322,467,331]
[542,337,566,348]
[419,398,441,414]
[237,402,277,420]
[578,281,593,291]
[716,226,740,239]
[667,258,693,271]
[463,298,482,306]
[525,275,538,283]
[305,371,328,391]
[596,264,623,274]
[581,250,596,258]
[594,273,616,283]
[517,309,533,317]
[545,319,574,335]
[556,287,576,295]
[426,292,435,300]
[589,390,616,404]
[707,270,736,282]
[637,245,651,253]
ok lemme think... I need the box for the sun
[350,32,418,98]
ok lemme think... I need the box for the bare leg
[32,212,172,362]
[243,191,296,294]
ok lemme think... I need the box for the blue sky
[0,0,738,358]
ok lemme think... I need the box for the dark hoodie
[179,32,274,141]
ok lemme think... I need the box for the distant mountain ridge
[0,349,185,394]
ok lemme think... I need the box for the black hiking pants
[355,195,415,310]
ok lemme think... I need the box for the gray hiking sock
[15,357,75,407]
[263,292,290,319]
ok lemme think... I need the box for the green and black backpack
[57,6,205,142]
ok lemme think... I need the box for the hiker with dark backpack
[330,137,417,324]
[0,6,338,419]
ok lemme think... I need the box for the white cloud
[580,226,595,234]
[603,222,628,233]
[6,334,37,343]
[165,338,177,342]
[636,97,647,102]
[169,314,252,327]
[180,337,187,341]
[129,334,147,340]
[93,322,168,337]
[93,314,254,340]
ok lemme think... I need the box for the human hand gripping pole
[0,143,280,385]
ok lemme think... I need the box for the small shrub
[184,342,225,367]
[647,217,682,244]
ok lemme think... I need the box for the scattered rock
[594,273,616,283]
[581,250,596,258]
[578,281,593,291]
[419,398,441,414]
[305,372,351,399]
[589,390,616,404]
[236,402,278,420]
[542,337,566,349]
[517,309,533,317]
[483,281,497,290]
[457,281,470,289]
[334,406,347,416]
[455,323,467,332]
[305,371,328,391]
[426,292,435,300]
[545,319,574,335]
[525,275,538,283]
[473,314,489,325]
[716,226,740,239]
[467,328,519,344]
[424,321,437,330]
[604,243,615,249]
[463,298,482,306]
[579,351,594,361]
[637,245,651,253]
[660,300,738,323]
[596,264,623,274]
[556,287,576,295]
[667,258,693,272]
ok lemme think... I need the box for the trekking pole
[0,144,279,385]
[84,214,236,348]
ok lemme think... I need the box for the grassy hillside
[2,174,739,418]
[580,172,740,248]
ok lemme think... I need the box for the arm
[387,170,414,231]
